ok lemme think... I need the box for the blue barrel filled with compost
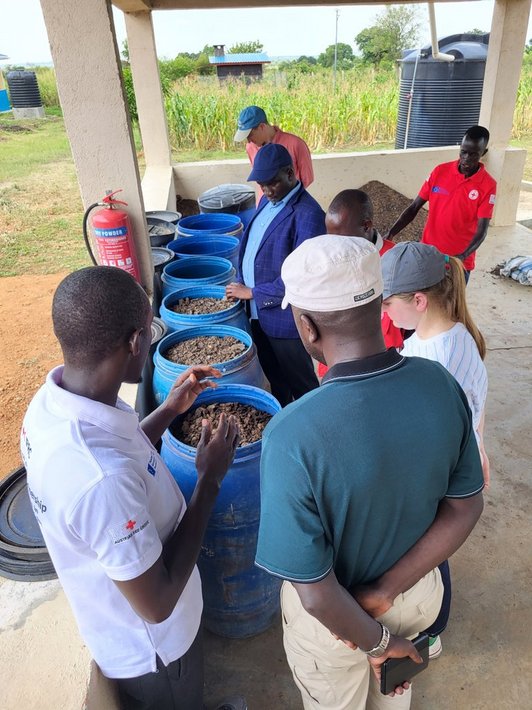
[153,325,265,405]
[160,286,250,334]
[177,213,243,240]
[198,184,256,230]
[161,256,235,298]
[168,235,240,269]
[161,384,282,637]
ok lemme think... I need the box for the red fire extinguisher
[82,189,141,283]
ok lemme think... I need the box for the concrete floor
[2,222,531,710]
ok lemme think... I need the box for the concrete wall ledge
[173,146,526,226]
[521,180,532,193]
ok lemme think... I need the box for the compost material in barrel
[164,335,246,365]
[175,402,272,448]
[170,297,233,315]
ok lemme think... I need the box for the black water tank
[6,70,43,108]
[396,33,489,149]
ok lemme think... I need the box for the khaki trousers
[281,569,443,710]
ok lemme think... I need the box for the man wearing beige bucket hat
[255,236,484,709]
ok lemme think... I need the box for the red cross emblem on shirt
[125,520,136,530]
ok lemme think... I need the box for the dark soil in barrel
[170,296,232,315]
[359,180,427,243]
[164,335,246,365]
[176,195,200,217]
[175,402,272,447]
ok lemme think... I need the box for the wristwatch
[365,622,391,658]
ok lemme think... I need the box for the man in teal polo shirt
[255,236,484,709]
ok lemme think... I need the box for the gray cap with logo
[381,242,447,299]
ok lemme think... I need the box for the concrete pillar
[480,0,532,225]
[40,0,153,292]
[125,10,176,211]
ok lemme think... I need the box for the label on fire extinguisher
[95,227,128,237]
[94,227,137,278]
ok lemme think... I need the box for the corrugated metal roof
[209,53,270,65]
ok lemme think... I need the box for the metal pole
[404,50,420,149]
[333,8,339,93]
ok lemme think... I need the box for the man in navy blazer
[226,144,324,406]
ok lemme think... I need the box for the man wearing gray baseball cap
[255,235,484,710]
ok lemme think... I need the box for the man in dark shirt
[256,236,484,709]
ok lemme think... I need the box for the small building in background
[209,44,271,83]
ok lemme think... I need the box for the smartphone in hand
[380,633,429,695]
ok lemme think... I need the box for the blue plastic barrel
[160,286,250,334]
[161,256,235,298]
[177,213,243,240]
[161,384,282,638]
[167,235,240,269]
[198,184,256,230]
[153,325,265,405]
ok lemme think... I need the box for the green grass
[0,112,71,182]
[510,137,532,181]
[0,113,146,277]
[0,112,89,276]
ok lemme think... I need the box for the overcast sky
[1,1,531,64]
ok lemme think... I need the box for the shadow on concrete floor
[204,224,532,710]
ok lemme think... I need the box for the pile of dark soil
[0,123,33,134]
[176,195,200,217]
[164,335,246,365]
[359,181,427,243]
[176,402,272,447]
[170,296,232,315]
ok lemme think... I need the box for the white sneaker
[428,634,443,659]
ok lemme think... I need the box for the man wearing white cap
[255,236,484,709]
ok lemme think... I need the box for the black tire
[0,466,57,581]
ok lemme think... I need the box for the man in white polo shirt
[20,266,240,710]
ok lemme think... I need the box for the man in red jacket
[385,126,496,283]
[318,189,403,378]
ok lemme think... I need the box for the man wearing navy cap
[226,143,324,406]
[234,105,314,191]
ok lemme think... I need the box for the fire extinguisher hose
[82,202,102,266]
